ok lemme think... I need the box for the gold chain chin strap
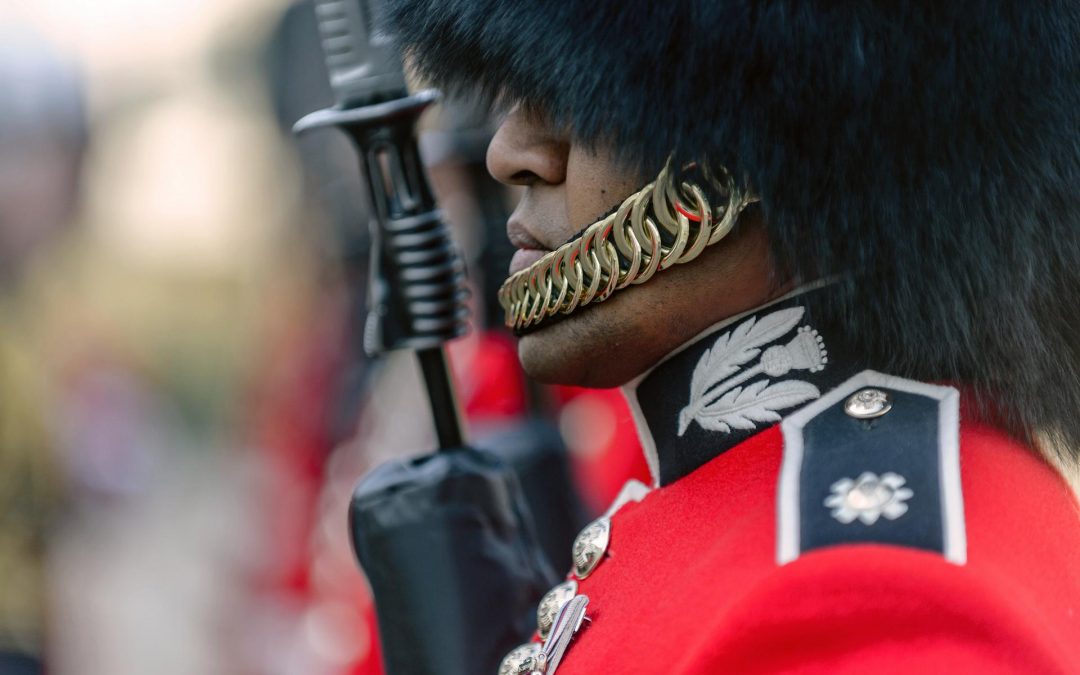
[497,163,759,332]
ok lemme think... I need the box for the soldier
[383,1,1080,672]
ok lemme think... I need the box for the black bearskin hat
[386,0,1080,467]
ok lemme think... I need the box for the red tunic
[553,419,1080,674]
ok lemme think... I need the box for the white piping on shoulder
[776,370,966,566]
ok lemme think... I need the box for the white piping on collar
[621,279,838,487]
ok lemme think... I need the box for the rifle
[294,1,559,672]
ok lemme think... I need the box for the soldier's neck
[622,281,865,486]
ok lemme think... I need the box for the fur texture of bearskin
[386,0,1080,466]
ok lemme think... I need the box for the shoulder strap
[777,370,966,565]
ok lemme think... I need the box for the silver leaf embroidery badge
[677,307,828,436]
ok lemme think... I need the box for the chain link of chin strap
[497,162,759,333]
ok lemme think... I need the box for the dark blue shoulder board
[777,370,966,565]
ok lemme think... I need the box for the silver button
[498,642,541,675]
[844,388,892,419]
[571,517,610,579]
[537,580,578,640]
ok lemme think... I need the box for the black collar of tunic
[624,284,867,486]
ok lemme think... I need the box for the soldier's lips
[510,248,549,276]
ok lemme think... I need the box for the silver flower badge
[825,472,914,525]
[678,308,829,436]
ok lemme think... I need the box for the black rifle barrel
[296,0,470,449]
[296,87,469,450]
[293,5,557,675]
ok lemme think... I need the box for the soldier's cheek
[563,144,648,234]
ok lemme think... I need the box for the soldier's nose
[486,104,569,188]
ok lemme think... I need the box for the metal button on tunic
[572,517,611,579]
[843,388,893,419]
[498,642,541,675]
[537,580,578,640]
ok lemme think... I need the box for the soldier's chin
[516,299,648,389]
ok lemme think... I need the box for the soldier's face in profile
[487,104,782,388]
